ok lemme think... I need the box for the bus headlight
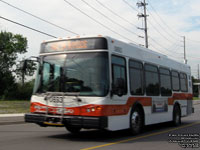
[91,107,95,112]
[85,106,102,113]
[86,107,95,112]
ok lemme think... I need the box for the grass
[193,97,200,100]
[0,100,30,114]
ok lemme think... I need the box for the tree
[192,76,199,83]
[16,59,36,85]
[0,31,28,98]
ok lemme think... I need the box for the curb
[0,113,25,117]
[193,100,200,105]
[0,114,25,126]
[0,121,26,126]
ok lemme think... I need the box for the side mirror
[20,60,27,71]
[20,57,41,73]
[112,78,125,97]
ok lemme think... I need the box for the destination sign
[40,38,107,53]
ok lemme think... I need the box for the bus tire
[173,104,181,126]
[130,107,143,135]
[65,126,81,134]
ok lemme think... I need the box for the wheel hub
[131,112,140,130]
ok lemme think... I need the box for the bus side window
[111,55,127,96]
[144,64,159,96]
[129,60,144,95]
[172,71,180,91]
[159,68,172,96]
[180,73,188,92]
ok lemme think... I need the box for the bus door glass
[111,55,127,98]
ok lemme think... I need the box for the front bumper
[25,113,107,129]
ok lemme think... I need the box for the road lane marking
[81,121,200,150]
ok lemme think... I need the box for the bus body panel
[25,35,193,131]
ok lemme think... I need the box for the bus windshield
[34,52,109,96]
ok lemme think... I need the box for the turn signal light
[85,106,103,113]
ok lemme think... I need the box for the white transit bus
[25,35,194,134]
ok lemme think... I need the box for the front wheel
[65,126,81,134]
[130,107,143,135]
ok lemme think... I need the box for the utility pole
[198,64,199,81]
[137,0,148,48]
[182,36,187,64]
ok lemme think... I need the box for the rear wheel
[65,126,81,134]
[130,107,143,135]
[173,105,181,126]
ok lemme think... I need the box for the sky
[0,0,200,78]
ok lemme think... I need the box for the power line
[0,0,78,35]
[147,19,183,54]
[123,0,150,48]
[168,42,182,51]
[146,8,181,42]
[186,56,200,60]
[147,1,200,44]
[81,0,139,37]
[121,0,182,55]
[149,36,183,59]
[147,0,181,38]
[122,0,139,13]
[187,38,200,43]
[63,0,139,44]
[0,16,57,38]
[149,43,182,61]
[95,0,139,29]
[122,0,188,60]
[132,0,180,51]
[136,1,183,55]
[149,44,168,55]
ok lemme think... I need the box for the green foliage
[193,97,200,100]
[0,71,15,96]
[192,76,199,83]
[0,31,27,73]
[1,80,34,100]
[16,60,37,83]
[0,31,35,100]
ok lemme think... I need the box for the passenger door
[111,55,128,102]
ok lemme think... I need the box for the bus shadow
[47,120,197,143]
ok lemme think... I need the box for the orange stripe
[168,93,193,105]
[31,93,192,117]
[30,97,152,116]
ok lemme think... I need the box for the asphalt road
[0,104,200,150]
